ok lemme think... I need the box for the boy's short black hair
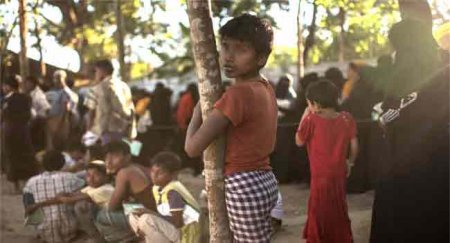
[151,152,182,173]
[219,13,273,58]
[42,150,65,171]
[104,140,130,155]
[306,80,339,109]
[94,59,114,75]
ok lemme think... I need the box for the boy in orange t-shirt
[185,14,279,242]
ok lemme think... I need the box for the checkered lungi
[225,170,279,242]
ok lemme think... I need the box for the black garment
[370,66,449,242]
[342,67,382,120]
[30,117,47,152]
[1,93,37,182]
[149,86,173,126]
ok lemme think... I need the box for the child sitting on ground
[131,152,200,243]
[58,160,113,207]
[58,160,114,242]
[23,150,85,243]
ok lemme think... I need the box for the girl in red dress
[296,80,359,243]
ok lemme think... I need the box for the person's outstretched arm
[58,191,91,204]
[185,103,230,157]
[24,194,61,215]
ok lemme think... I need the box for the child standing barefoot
[185,14,279,242]
[296,80,358,243]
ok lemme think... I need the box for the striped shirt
[23,171,85,243]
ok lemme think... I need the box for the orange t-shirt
[176,93,194,130]
[214,80,278,176]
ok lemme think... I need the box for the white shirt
[30,86,51,118]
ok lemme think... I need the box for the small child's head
[219,14,273,78]
[86,160,110,188]
[305,80,339,112]
[42,150,65,172]
[150,152,182,187]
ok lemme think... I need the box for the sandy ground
[0,172,374,243]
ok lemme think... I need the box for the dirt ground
[0,172,374,243]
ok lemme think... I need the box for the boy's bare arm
[185,104,229,157]
[58,192,90,204]
[25,198,62,215]
[108,170,130,210]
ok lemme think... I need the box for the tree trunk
[398,0,432,27]
[19,0,29,78]
[0,17,18,78]
[33,3,46,77]
[303,1,317,66]
[115,0,128,82]
[186,1,231,242]
[297,0,304,81]
[338,7,345,63]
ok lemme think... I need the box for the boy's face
[150,165,173,187]
[105,152,129,175]
[86,168,107,188]
[220,37,267,80]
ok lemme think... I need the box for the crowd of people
[0,12,448,243]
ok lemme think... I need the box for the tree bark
[303,1,317,66]
[19,0,29,78]
[115,0,128,82]
[186,1,231,242]
[32,2,46,77]
[0,17,18,78]
[297,0,304,80]
[338,7,345,63]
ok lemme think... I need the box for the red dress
[297,112,357,243]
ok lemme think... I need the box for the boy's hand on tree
[193,102,203,122]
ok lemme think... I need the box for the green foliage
[306,0,400,64]
[11,0,403,80]
[151,0,288,79]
